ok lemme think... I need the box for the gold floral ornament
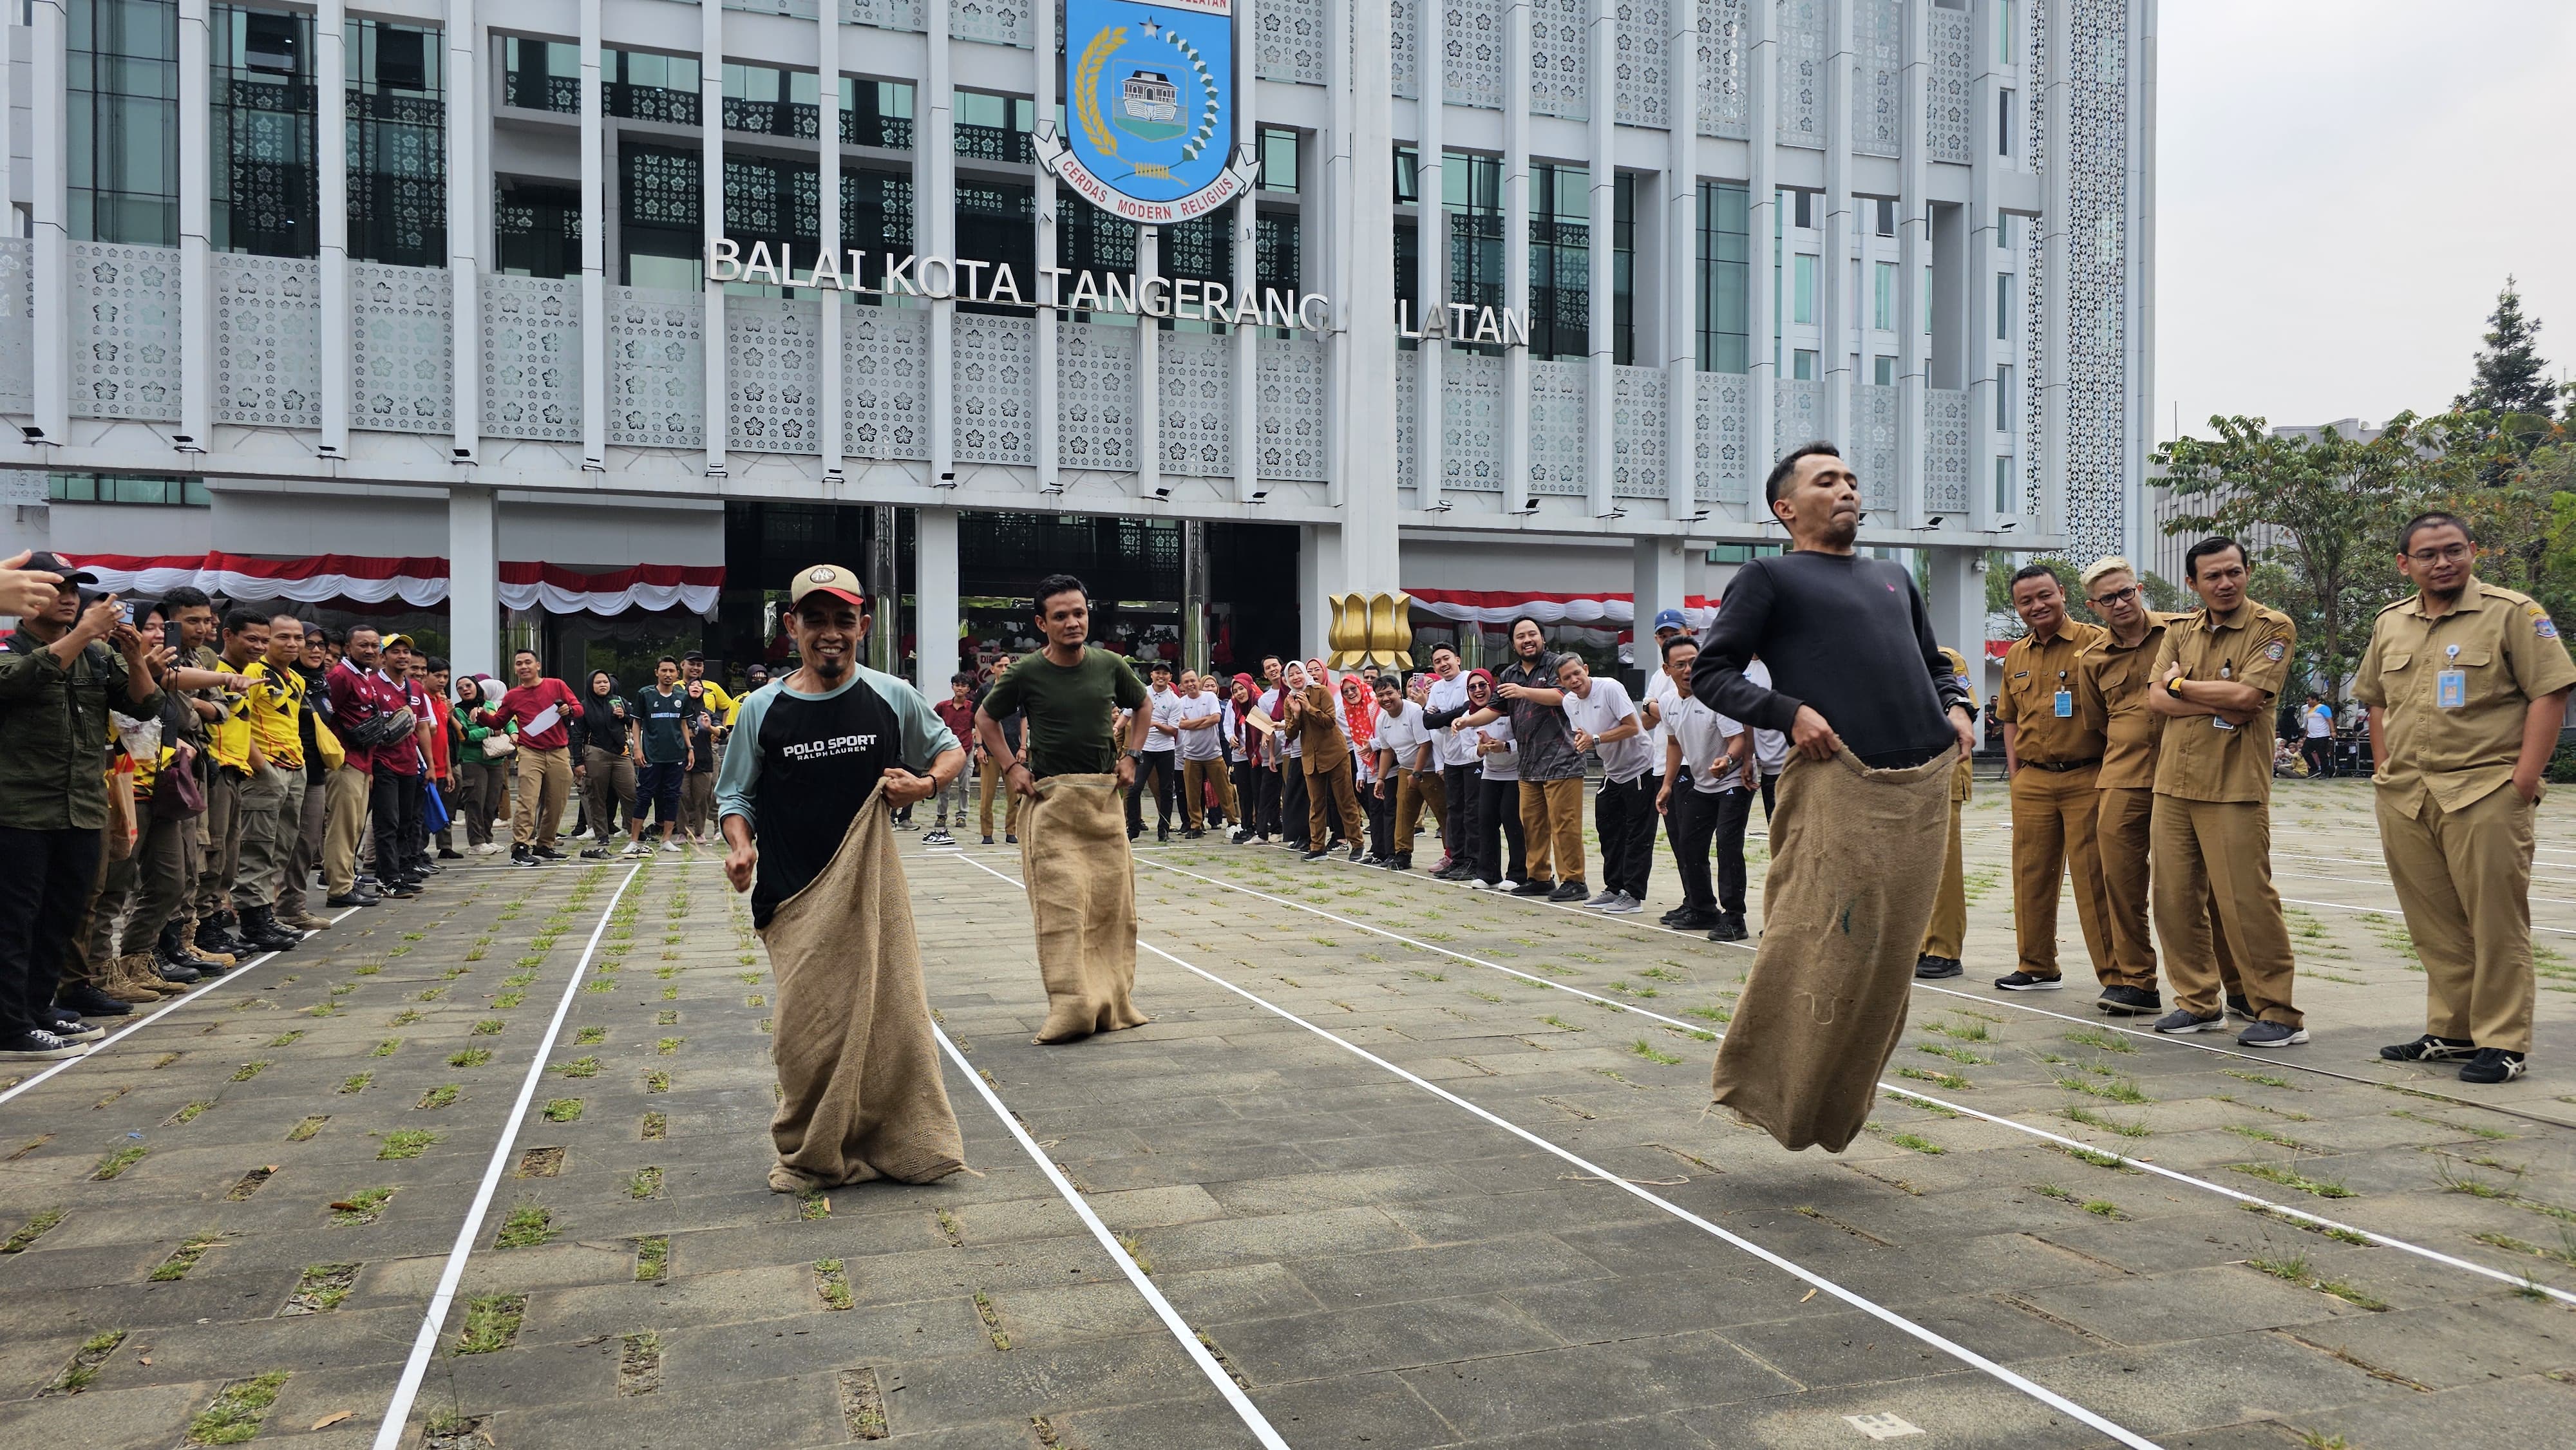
[1327,592,1414,670]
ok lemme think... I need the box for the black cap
[21,551,97,587]
[683,650,705,663]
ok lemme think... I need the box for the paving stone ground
[5,777,2576,1450]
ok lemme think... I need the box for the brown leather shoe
[111,953,184,1000]
[284,910,332,932]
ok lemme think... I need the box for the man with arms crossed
[2359,513,2575,1084]
[1991,565,2114,993]
[2072,557,2193,1018]
[1558,653,1653,913]
[2144,537,2305,1047]
[1174,670,1236,839]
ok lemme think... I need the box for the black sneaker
[2225,994,2255,1021]
[1707,914,1749,943]
[0,1030,82,1060]
[1994,972,2063,992]
[386,882,422,899]
[1347,843,1366,863]
[437,847,464,860]
[534,845,565,861]
[2459,1048,2526,1084]
[1510,879,1557,897]
[2152,1008,2225,1034]
[1005,834,1018,844]
[1914,955,1963,979]
[580,845,612,860]
[1301,847,1330,861]
[1389,854,1411,872]
[325,893,372,909]
[57,983,133,1018]
[983,835,996,845]
[2380,1033,2476,1063]
[2238,1021,2309,1049]
[1548,880,1589,903]
[2096,985,2161,1017]
[1668,908,1721,932]
[48,1015,104,1042]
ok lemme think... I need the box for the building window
[844,79,914,150]
[1872,197,1895,238]
[1998,88,2016,158]
[1996,211,2014,249]
[49,473,209,505]
[347,19,445,267]
[70,0,180,245]
[1610,173,1636,366]
[620,142,699,289]
[954,180,1034,313]
[1871,260,1896,332]
[1996,363,2015,431]
[1162,213,1233,330]
[1994,455,2015,514]
[495,177,578,279]
[1448,152,1504,352]
[1528,162,1588,362]
[1256,212,1300,299]
[954,91,1036,165]
[723,62,824,140]
[844,170,913,262]
[1392,146,1417,205]
[1695,180,1748,373]
[1060,197,1138,288]
[1707,542,1782,565]
[1791,253,1817,326]
[501,35,577,114]
[1996,271,2016,341]
[212,6,316,258]
[1792,349,1818,381]
[1998,0,2016,63]
[607,49,701,126]
[1873,355,1895,386]
[1259,127,1298,191]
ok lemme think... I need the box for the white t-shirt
[1475,717,1520,782]
[1642,667,1681,770]
[1664,693,1747,795]
[1264,687,1301,759]
[1375,699,1431,771]
[1563,677,1653,785]
[1425,672,1477,767]
[2304,702,2331,739]
[1143,686,1182,751]
[1744,659,1790,775]
[1177,692,1224,760]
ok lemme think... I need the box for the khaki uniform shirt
[2074,613,2178,791]
[1994,618,2108,765]
[2150,599,2295,804]
[2352,581,2576,817]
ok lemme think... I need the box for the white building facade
[0,0,2154,692]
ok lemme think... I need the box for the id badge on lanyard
[2438,642,2466,709]
[2053,671,2073,718]
[2211,662,2235,730]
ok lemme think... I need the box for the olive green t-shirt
[978,647,1148,778]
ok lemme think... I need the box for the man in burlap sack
[974,573,1156,1044]
[1691,443,1978,1152]
[716,564,969,1193]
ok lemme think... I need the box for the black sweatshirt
[1691,551,1970,769]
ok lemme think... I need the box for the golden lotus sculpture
[1327,592,1414,670]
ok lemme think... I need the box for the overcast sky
[2155,1,2576,441]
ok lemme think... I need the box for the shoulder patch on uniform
[2264,641,2286,661]
[2531,605,2561,640]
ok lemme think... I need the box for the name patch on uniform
[779,733,881,762]
[2264,641,2286,661]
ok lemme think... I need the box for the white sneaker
[1601,892,1644,915]
[660,840,683,853]
[1470,879,1498,890]
[621,842,649,858]
[1497,879,1522,892]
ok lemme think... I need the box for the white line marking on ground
[371,865,641,1450]
[0,905,366,1110]
[1132,856,2576,1306]
[931,1022,1293,1449]
[947,852,2168,1447]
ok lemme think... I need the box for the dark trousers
[369,771,407,881]
[1595,773,1659,899]
[1711,786,1756,914]
[0,826,103,1035]
[1280,764,1309,845]
[1126,751,1177,831]
[1442,764,1479,865]
[1233,758,1264,834]
[1666,781,1721,914]
[2302,737,2333,778]
[399,774,428,876]
[1473,773,1525,885]
[1365,778,1396,858]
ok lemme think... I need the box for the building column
[177,0,210,449]
[1632,536,1685,668]
[318,0,348,455]
[817,4,844,478]
[1036,0,1061,494]
[2038,0,2072,542]
[913,505,960,697]
[1744,0,1777,514]
[447,0,481,458]
[579,0,605,467]
[1663,0,1698,520]
[1230,0,1258,504]
[1501,0,1531,513]
[1340,0,1398,590]
[1584,0,1613,518]
[1414,0,1444,510]
[925,12,954,489]
[699,0,726,475]
[866,504,898,673]
[1896,0,1928,525]
[28,0,67,444]
[1922,543,1984,678]
[1821,0,1853,462]
[448,486,502,683]
[1181,518,1209,673]
[1966,0,2001,525]
[1136,227,1161,498]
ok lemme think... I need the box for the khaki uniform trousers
[1921,799,1969,960]
[1393,769,1443,856]
[2150,795,2300,1026]
[322,764,372,898]
[1519,776,1587,885]
[2376,782,2538,1053]
[514,745,574,849]
[1181,756,1236,831]
[194,768,245,920]
[232,762,305,910]
[282,768,328,918]
[1304,757,1367,845]
[978,754,1026,838]
[2007,764,2116,981]
[2092,787,2163,992]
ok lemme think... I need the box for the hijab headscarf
[1340,674,1376,747]
[579,670,625,746]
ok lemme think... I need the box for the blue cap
[1652,608,1687,632]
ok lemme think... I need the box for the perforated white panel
[1530,0,1587,120]
[1852,0,1901,158]
[1528,360,1588,496]
[1611,365,1667,499]
[1776,0,1823,147]
[214,253,323,430]
[846,0,924,28]
[948,0,1028,46]
[1694,371,1752,505]
[0,240,29,415]
[1057,321,1137,473]
[1259,0,1327,84]
[70,242,181,422]
[1927,5,1973,164]
[951,312,1034,466]
[726,296,819,454]
[1396,349,1418,489]
[1392,0,1418,100]
[1857,382,1899,511]
[1615,0,1669,129]
[1774,377,1824,451]
[480,275,581,443]
[1444,0,1503,109]
[608,287,704,451]
[349,263,451,435]
[1925,386,1970,514]
[846,304,931,462]
[1255,334,1325,482]
[1442,350,1504,493]
[1159,331,1232,477]
[1698,0,1748,138]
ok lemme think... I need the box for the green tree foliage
[2456,277,2561,424]
[2154,415,2440,702]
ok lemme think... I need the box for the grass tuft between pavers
[452,1293,528,1354]
[185,1369,289,1445]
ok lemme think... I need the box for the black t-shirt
[1692,551,1969,769]
[743,679,901,926]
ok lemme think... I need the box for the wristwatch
[1126,748,1146,761]
[2164,675,2186,698]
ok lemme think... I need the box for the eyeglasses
[2087,585,2139,607]
[2405,542,2472,564]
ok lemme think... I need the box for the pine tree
[2456,277,2559,422]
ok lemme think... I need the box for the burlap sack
[1710,744,1956,1153]
[758,782,966,1192]
[1020,773,1151,1044]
